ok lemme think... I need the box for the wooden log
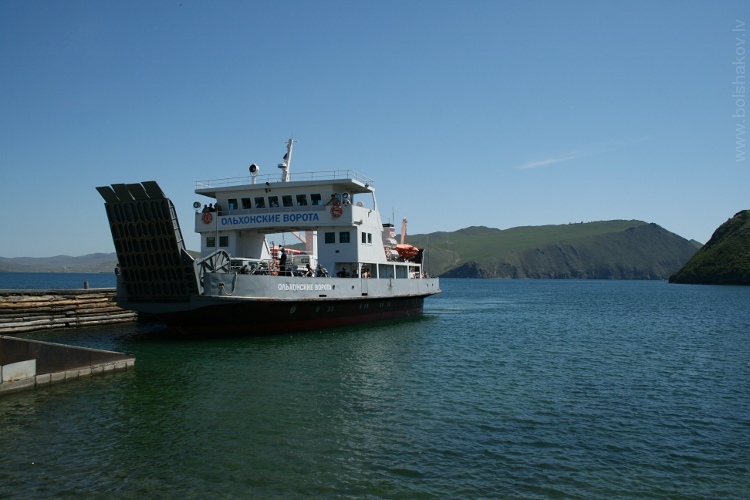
[0,289,139,333]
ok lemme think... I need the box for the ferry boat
[96,139,440,335]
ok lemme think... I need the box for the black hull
[154,295,427,335]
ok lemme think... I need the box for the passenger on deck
[279,246,287,276]
[324,194,340,207]
[305,263,313,277]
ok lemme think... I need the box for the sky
[1,1,748,257]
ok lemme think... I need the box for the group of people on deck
[201,203,222,214]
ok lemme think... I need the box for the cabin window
[324,232,335,244]
[367,233,372,244]
[228,199,238,210]
[255,197,265,209]
[339,231,350,243]
[361,232,367,244]
[296,194,308,206]
[268,196,279,208]
[282,195,293,207]
[310,193,322,205]
[219,236,229,247]
[206,236,216,248]
[242,198,252,209]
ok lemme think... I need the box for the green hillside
[669,210,750,285]
[1,220,701,280]
[410,220,699,279]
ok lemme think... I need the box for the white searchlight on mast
[278,138,296,182]
[249,163,260,184]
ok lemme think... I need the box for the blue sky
[1,1,747,257]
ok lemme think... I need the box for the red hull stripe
[157,296,427,335]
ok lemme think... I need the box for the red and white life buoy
[201,212,213,224]
[330,205,343,218]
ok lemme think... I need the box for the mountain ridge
[1,220,701,279]
[409,220,701,279]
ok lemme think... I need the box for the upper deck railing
[195,170,375,190]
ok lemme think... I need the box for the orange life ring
[330,205,343,218]
[201,212,213,224]
[269,260,279,276]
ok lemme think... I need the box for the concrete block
[50,371,66,384]
[2,359,36,382]
[78,368,92,378]
[65,370,79,381]
[102,364,114,373]
[114,361,127,371]
[0,378,35,395]
[91,366,104,375]
[35,373,51,387]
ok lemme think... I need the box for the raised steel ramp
[97,181,200,303]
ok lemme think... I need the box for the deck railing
[195,170,375,189]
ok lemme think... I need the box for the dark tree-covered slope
[669,210,750,285]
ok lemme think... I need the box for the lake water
[0,272,116,290]
[1,278,749,498]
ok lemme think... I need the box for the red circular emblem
[330,206,343,218]
[201,212,213,224]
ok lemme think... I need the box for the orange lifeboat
[394,244,419,261]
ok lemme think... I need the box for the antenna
[278,138,296,182]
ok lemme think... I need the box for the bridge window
[269,196,279,207]
[296,194,308,206]
[340,231,350,243]
[242,198,252,209]
[254,197,265,208]
[228,199,238,210]
[219,236,229,247]
[207,236,216,248]
[311,193,322,205]
[282,195,293,207]
[324,232,335,244]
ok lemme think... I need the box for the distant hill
[0,253,118,274]
[409,220,701,279]
[669,210,750,285]
[1,220,701,280]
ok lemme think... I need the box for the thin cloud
[516,137,649,170]
[514,137,651,170]
[517,154,579,170]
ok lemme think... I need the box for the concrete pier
[0,288,138,334]
[0,335,135,396]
